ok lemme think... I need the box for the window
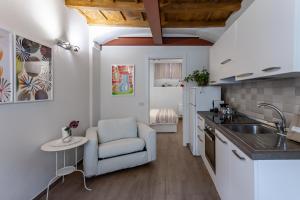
[154,63,182,87]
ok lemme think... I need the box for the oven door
[205,129,216,172]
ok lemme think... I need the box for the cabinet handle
[216,133,227,144]
[262,66,281,72]
[236,73,253,78]
[221,59,232,65]
[205,132,213,142]
[210,81,216,84]
[197,135,203,142]
[232,150,246,160]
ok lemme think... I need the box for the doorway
[148,58,184,137]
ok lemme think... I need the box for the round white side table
[41,136,91,200]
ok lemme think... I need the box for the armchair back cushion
[98,117,137,143]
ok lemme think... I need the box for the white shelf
[57,166,76,176]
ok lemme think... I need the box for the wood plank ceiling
[65,0,242,44]
[65,0,242,28]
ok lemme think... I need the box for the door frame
[145,53,189,146]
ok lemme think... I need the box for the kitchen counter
[198,111,300,160]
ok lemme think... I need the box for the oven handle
[205,132,213,142]
[215,133,227,144]
[232,150,246,160]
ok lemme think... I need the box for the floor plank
[41,120,220,200]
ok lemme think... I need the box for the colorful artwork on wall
[112,65,134,96]
[0,28,13,104]
[14,35,53,102]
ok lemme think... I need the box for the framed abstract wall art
[14,35,53,102]
[0,28,13,104]
[112,64,134,96]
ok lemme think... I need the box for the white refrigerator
[189,87,221,155]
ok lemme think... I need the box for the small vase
[62,127,72,143]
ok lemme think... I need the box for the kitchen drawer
[196,129,205,157]
[197,115,205,129]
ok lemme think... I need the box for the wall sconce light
[56,40,80,52]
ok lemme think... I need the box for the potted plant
[62,121,79,143]
[184,69,209,86]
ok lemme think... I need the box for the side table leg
[75,147,77,169]
[75,170,92,191]
[46,176,59,200]
[46,152,59,200]
[62,151,65,184]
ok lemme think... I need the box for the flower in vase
[64,121,80,135]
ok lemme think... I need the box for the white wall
[0,0,89,199]
[149,62,183,113]
[99,46,209,145]
[91,46,101,126]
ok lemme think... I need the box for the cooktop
[204,112,258,125]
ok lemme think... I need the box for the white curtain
[154,63,182,80]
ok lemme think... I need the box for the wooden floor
[41,120,220,200]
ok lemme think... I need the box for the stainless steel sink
[223,124,277,134]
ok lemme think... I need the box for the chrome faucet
[257,103,287,135]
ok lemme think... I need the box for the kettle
[220,103,228,115]
[220,104,234,115]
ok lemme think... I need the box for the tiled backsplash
[222,77,300,127]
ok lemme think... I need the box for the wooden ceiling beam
[88,19,148,27]
[97,10,108,20]
[161,1,241,13]
[140,12,145,21]
[162,20,226,28]
[143,0,162,44]
[119,11,126,21]
[65,0,144,11]
[86,19,225,28]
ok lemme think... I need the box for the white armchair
[83,117,156,177]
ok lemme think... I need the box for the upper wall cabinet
[209,0,300,83]
[209,23,237,84]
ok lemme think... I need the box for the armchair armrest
[138,123,156,161]
[83,127,98,177]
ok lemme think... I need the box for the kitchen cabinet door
[235,0,295,80]
[235,1,259,81]
[253,0,294,77]
[229,143,254,200]
[215,130,230,200]
[209,24,237,84]
[209,46,220,85]
[215,24,237,80]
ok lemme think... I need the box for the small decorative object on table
[184,69,209,86]
[62,120,79,143]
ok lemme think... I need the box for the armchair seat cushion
[98,138,145,159]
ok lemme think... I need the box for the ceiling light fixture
[56,40,80,52]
